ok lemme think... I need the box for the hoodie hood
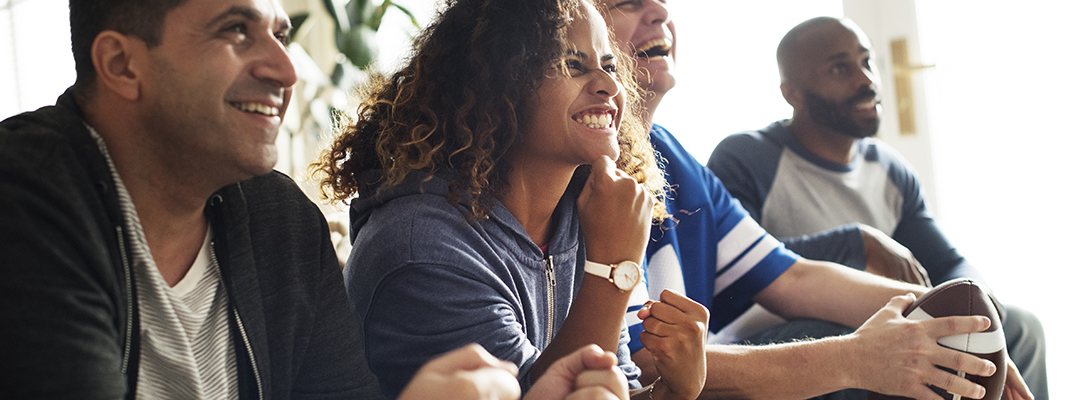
[349,169,455,242]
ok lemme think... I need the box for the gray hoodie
[344,169,640,398]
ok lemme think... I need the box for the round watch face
[613,261,642,291]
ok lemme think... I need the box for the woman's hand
[637,289,709,400]
[577,156,654,265]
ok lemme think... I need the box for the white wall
[915,1,1087,396]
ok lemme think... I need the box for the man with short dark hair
[708,16,1046,399]
[0,0,382,397]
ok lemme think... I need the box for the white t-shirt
[89,126,238,399]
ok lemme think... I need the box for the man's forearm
[638,337,859,400]
[700,337,857,399]
[755,259,925,328]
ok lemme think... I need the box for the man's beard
[804,88,880,138]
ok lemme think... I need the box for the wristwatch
[584,260,642,291]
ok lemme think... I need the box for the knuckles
[948,351,970,371]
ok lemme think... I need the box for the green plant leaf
[288,13,310,41]
[388,2,420,28]
[348,0,376,27]
[339,26,379,68]
[323,0,421,69]
[322,0,351,33]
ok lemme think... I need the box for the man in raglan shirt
[707,16,1045,399]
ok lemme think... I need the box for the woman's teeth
[576,113,612,129]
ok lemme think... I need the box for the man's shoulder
[233,171,321,213]
[857,138,923,196]
[237,170,308,199]
[219,172,338,296]
[0,99,111,223]
[709,121,790,172]
[859,137,910,166]
[224,171,328,239]
[718,122,788,153]
[649,124,706,175]
[0,101,93,175]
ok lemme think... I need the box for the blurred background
[3,0,1080,396]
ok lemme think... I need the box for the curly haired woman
[314,0,707,398]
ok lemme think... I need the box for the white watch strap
[584,261,613,280]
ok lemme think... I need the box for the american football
[870,278,1006,400]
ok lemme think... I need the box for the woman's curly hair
[314,0,666,220]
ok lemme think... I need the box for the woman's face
[518,1,626,168]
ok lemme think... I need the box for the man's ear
[90,31,144,101]
[780,81,804,110]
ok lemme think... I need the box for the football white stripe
[905,308,1007,354]
[952,371,966,400]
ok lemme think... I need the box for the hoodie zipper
[210,240,264,400]
[544,255,556,347]
[232,308,263,400]
[116,226,134,375]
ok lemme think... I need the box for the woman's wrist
[584,247,645,266]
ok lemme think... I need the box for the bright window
[0,0,73,118]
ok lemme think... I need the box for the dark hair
[70,0,187,94]
[776,16,839,83]
[314,0,666,219]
